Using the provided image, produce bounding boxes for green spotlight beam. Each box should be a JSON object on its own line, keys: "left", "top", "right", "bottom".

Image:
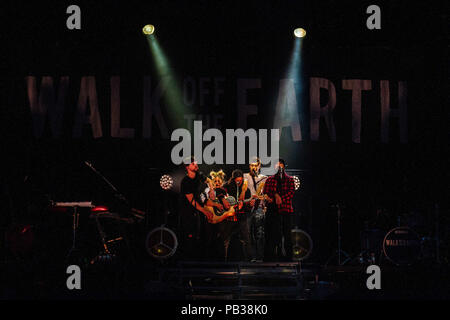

{"left": 145, "top": 34, "right": 187, "bottom": 129}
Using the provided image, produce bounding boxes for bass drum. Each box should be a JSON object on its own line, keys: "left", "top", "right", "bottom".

{"left": 383, "top": 227, "right": 421, "bottom": 266}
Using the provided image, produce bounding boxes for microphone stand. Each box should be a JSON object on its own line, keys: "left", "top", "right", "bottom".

{"left": 84, "top": 161, "right": 129, "bottom": 206}
{"left": 435, "top": 203, "right": 440, "bottom": 264}
{"left": 325, "top": 203, "right": 351, "bottom": 266}
{"left": 84, "top": 161, "right": 136, "bottom": 263}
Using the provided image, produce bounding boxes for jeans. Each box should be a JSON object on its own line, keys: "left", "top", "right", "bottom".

{"left": 248, "top": 207, "right": 266, "bottom": 260}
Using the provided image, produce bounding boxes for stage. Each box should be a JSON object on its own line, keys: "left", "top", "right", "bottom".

{"left": 1, "top": 257, "right": 449, "bottom": 300}
{"left": 0, "top": 0, "right": 448, "bottom": 304}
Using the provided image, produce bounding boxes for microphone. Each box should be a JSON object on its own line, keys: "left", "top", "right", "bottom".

{"left": 278, "top": 167, "right": 284, "bottom": 179}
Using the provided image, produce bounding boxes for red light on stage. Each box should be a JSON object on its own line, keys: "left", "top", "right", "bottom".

{"left": 91, "top": 206, "right": 109, "bottom": 212}
{"left": 6, "top": 224, "right": 34, "bottom": 257}
{"left": 21, "top": 226, "right": 31, "bottom": 234}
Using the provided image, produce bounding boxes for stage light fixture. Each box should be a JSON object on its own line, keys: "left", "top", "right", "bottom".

{"left": 291, "top": 228, "right": 313, "bottom": 261}
{"left": 293, "top": 28, "right": 306, "bottom": 38}
{"left": 293, "top": 175, "right": 301, "bottom": 190}
{"left": 145, "top": 227, "right": 178, "bottom": 260}
{"left": 160, "top": 174, "right": 173, "bottom": 190}
{"left": 143, "top": 24, "right": 155, "bottom": 35}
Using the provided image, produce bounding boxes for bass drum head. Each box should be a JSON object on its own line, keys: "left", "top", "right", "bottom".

{"left": 383, "top": 227, "right": 421, "bottom": 266}
{"left": 146, "top": 227, "right": 178, "bottom": 260}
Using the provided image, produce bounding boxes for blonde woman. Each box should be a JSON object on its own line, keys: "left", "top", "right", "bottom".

{"left": 203, "top": 170, "right": 232, "bottom": 260}
{"left": 205, "top": 170, "right": 230, "bottom": 212}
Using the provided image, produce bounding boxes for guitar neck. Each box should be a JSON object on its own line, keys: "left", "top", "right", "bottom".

{"left": 241, "top": 195, "right": 266, "bottom": 204}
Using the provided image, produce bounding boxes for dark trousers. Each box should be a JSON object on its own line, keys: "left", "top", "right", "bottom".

{"left": 218, "top": 219, "right": 252, "bottom": 262}
{"left": 178, "top": 212, "right": 221, "bottom": 261}
{"left": 203, "top": 223, "right": 220, "bottom": 261}
{"left": 248, "top": 208, "right": 266, "bottom": 260}
{"left": 178, "top": 212, "right": 204, "bottom": 261}
{"left": 264, "top": 208, "right": 294, "bottom": 261}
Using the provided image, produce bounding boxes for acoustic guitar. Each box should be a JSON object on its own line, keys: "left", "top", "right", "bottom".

{"left": 204, "top": 194, "right": 268, "bottom": 224}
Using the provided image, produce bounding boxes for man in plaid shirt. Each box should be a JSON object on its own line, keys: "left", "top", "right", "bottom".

{"left": 263, "top": 159, "right": 295, "bottom": 261}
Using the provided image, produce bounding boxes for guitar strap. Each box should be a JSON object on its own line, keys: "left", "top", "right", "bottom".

{"left": 251, "top": 175, "right": 258, "bottom": 194}
{"left": 250, "top": 175, "right": 258, "bottom": 209}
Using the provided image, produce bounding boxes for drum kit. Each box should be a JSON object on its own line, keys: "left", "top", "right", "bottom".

{"left": 356, "top": 204, "right": 441, "bottom": 266}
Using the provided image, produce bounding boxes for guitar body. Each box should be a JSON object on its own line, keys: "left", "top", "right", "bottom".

{"left": 253, "top": 180, "right": 267, "bottom": 212}
{"left": 204, "top": 195, "right": 267, "bottom": 224}
{"left": 206, "top": 196, "right": 238, "bottom": 224}
{"left": 205, "top": 202, "right": 236, "bottom": 224}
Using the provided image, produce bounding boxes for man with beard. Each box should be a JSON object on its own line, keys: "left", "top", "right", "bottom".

{"left": 219, "top": 169, "right": 254, "bottom": 261}
{"left": 178, "top": 156, "right": 213, "bottom": 260}
{"left": 263, "top": 159, "right": 295, "bottom": 261}
{"left": 243, "top": 157, "right": 268, "bottom": 262}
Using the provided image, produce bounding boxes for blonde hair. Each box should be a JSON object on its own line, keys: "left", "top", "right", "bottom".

{"left": 210, "top": 170, "right": 226, "bottom": 182}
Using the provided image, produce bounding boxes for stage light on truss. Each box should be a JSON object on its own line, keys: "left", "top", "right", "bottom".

{"left": 293, "top": 175, "right": 301, "bottom": 190}
{"left": 160, "top": 174, "right": 173, "bottom": 190}
{"left": 293, "top": 28, "right": 306, "bottom": 38}
{"left": 142, "top": 24, "right": 155, "bottom": 35}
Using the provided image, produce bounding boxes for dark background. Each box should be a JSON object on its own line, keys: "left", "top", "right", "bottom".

{"left": 0, "top": 0, "right": 448, "bottom": 263}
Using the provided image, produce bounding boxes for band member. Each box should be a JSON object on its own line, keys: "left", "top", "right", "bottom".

{"left": 201, "top": 170, "right": 230, "bottom": 260}
{"left": 219, "top": 169, "right": 253, "bottom": 261}
{"left": 204, "top": 170, "right": 229, "bottom": 212}
{"left": 263, "top": 159, "right": 295, "bottom": 261}
{"left": 178, "top": 156, "right": 213, "bottom": 260}
{"left": 243, "top": 157, "right": 268, "bottom": 262}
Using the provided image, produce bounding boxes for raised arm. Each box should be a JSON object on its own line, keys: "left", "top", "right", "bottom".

{"left": 238, "top": 179, "right": 248, "bottom": 201}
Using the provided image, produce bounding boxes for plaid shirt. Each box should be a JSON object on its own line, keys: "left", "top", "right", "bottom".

{"left": 263, "top": 171, "right": 295, "bottom": 214}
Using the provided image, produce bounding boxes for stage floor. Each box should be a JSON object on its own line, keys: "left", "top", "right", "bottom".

{"left": 1, "top": 259, "right": 448, "bottom": 300}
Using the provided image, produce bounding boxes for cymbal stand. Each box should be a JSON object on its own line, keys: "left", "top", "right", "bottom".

{"left": 435, "top": 203, "right": 440, "bottom": 264}
{"left": 350, "top": 221, "right": 378, "bottom": 265}
{"left": 65, "top": 206, "right": 80, "bottom": 262}
{"left": 325, "top": 203, "right": 351, "bottom": 266}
